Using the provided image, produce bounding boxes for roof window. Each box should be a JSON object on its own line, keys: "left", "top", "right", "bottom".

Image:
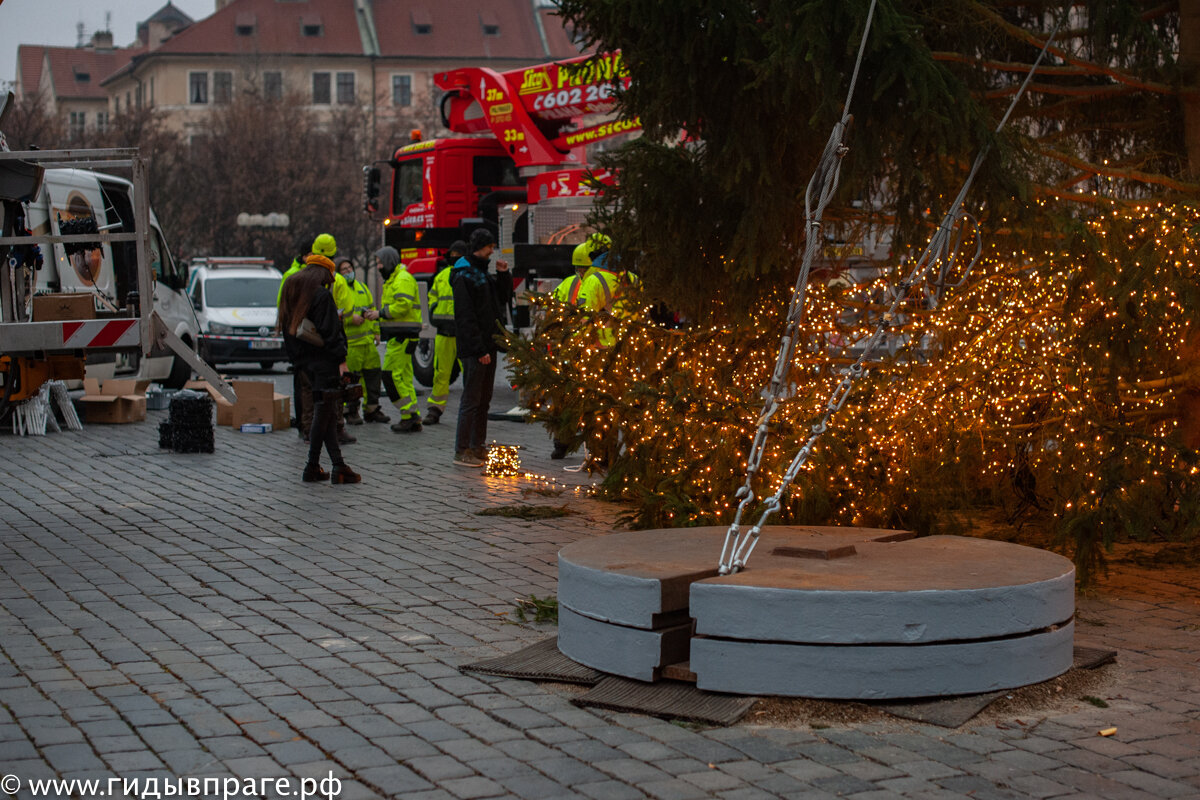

{"left": 73, "top": 66, "right": 91, "bottom": 82}
{"left": 480, "top": 11, "right": 500, "bottom": 36}
{"left": 236, "top": 13, "right": 256, "bottom": 36}
{"left": 301, "top": 14, "right": 323, "bottom": 37}
{"left": 411, "top": 9, "right": 432, "bottom": 35}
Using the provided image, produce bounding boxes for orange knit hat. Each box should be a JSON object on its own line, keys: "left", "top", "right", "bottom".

{"left": 305, "top": 253, "right": 336, "bottom": 275}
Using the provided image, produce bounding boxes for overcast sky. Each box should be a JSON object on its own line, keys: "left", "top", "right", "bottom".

{"left": 0, "top": 0, "right": 216, "bottom": 89}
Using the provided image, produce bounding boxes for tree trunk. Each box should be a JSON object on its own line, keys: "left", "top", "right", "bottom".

{"left": 1180, "top": 0, "right": 1200, "bottom": 178}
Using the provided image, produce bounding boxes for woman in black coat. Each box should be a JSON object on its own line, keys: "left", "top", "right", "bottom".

{"left": 279, "top": 262, "right": 361, "bottom": 484}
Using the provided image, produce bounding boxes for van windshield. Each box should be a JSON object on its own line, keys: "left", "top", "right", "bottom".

{"left": 205, "top": 275, "right": 281, "bottom": 308}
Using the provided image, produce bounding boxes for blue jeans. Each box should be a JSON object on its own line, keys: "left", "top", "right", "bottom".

{"left": 455, "top": 355, "right": 495, "bottom": 453}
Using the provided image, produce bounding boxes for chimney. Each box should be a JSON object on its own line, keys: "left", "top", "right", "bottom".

{"left": 216, "top": 0, "right": 234, "bottom": 9}
{"left": 89, "top": 30, "right": 115, "bottom": 50}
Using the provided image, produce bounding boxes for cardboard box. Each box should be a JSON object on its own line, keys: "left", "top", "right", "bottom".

{"left": 33, "top": 293, "right": 96, "bottom": 321}
{"left": 79, "top": 378, "right": 149, "bottom": 423}
{"left": 185, "top": 379, "right": 289, "bottom": 430}
{"left": 273, "top": 393, "right": 290, "bottom": 430}
{"left": 230, "top": 380, "right": 274, "bottom": 428}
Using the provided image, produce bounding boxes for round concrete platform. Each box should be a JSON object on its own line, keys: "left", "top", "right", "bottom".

{"left": 557, "top": 526, "right": 1076, "bottom": 698}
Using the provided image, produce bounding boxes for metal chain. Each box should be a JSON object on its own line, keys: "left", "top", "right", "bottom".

{"left": 719, "top": 13, "right": 1063, "bottom": 575}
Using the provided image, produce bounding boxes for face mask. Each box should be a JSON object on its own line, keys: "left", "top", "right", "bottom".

{"left": 341, "top": 272, "right": 354, "bottom": 285}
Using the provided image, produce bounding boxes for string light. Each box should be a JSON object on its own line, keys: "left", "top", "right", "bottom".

{"left": 506, "top": 202, "right": 1200, "bottom": 575}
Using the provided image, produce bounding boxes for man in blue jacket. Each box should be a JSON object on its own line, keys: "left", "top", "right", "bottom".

{"left": 450, "top": 228, "right": 512, "bottom": 467}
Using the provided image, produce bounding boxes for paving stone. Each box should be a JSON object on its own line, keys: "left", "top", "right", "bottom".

{"left": 574, "top": 780, "right": 646, "bottom": 800}
{"left": 440, "top": 776, "right": 507, "bottom": 799}
{"left": 354, "top": 764, "right": 435, "bottom": 795}
{"left": 1107, "top": 768, "right": 1199, "bottom": 797}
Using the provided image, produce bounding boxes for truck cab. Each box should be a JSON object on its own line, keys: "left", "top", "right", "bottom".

{"left": 383, "top": 137, "right": 525, "bottom": 284}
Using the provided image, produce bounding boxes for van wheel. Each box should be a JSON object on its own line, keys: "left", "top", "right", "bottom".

{"left": 164, "top": 353, "right": 192, "bottom": 389}
{"left": 259, "top": 361, "right": 275, "bottom": 371}
{"left": 412, "top": 339, "right": 459, "bottom": 387}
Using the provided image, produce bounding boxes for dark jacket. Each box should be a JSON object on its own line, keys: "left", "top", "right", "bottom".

{"left": 283, "top": 287, "right": 347, "bottom": 371}
{"left": 450, "top": 254, "right": 511, "bottom": 359}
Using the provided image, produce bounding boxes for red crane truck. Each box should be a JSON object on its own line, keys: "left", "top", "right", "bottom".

{"left": 364, "top": 51, "right": 639, "bottom": 320}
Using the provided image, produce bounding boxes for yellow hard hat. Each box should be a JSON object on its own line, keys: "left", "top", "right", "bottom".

{"left": 312, "top": 233, "right": 337, "bottom": 257}
{"left": 586, "top": 233, "right": 612, "bottom": 259}
{"left": 571, "top": 242, "right": 593, "bottom": 268}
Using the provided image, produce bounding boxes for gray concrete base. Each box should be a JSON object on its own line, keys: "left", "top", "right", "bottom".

{"left": 691, "top": 536, "right": 1075, "bottom": 643}
{"left": 557, "top": 527, "right": 1076, "bottom": 698}
{"left": 557, "top": 605, "right": 691, "bottom": 682}
{"left": 692, "top": 622, "right": 1076, "bottom": 699}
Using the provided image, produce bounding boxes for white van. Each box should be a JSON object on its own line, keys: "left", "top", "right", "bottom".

{"left": 24, "top": 168, "right": 200, "bottom": 387}
{"left": 185, "top": 258, "right": 285, "bottom": 370}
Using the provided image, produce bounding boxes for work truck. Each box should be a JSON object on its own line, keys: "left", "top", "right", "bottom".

{"left": 0, "top": 91, "right": 231, "bottom": 420}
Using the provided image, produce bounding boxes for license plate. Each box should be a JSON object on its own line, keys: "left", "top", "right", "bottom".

{"left": 249, "top": 339, "right": 277, "bottom": 350}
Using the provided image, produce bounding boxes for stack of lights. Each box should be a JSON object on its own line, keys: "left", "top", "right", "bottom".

{"left": 483, "top": 443, "right": 522, "bottom": 477}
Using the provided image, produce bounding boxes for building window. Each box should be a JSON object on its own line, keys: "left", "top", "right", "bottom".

{"left": 264, "top": 71, "right": 282, "bottom": 101}
{"left": 189, "top": 72, "right": 208, "bottom": 104}
{"left": 114, "top": 96, "right": 120, "bottom": 114}
{"left": 68, "top": 112, "right": 86, "bottom": 140}
{"left": 214, "top": 71, "right": 233, "bottom": 104}
{"left": 336, "top": 72, "right": 355, "bottom": 104}
{"left": 126, "top": 91, "right": 131, "bottom": 109}
{"left": 392, "top": 75, "right": 412, "bottom": 107}
{"left": 312, "top": 72, "right": 331, "bottom": 105}
{"left": 96, "top": 112, "right": 109, "bottom": 132}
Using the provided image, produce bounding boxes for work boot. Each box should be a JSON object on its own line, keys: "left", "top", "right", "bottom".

{"left": 363, "top": 406, "right": 389, "bottom": 424}
{"left": 422, "top": 407, "right": 443, "bottom": 425}
{"left": 302, "top": 463, "right": 328, "bottom": 482}
{"left": 472, "top": 446, "right": 489, "bottom": 463}
{"left": 330, "top": 463, "right": 362, "bottom": 484}
{"left": 391, "top": 416, "right": 421, "bottom": 433}
{"left": 551, "top": 441, "right": 569, "bottom": 460}
{"left": 345, "top": 401, "right": 363, "bottom": 426}
{"left": 337, "top": 426, "right": 357, "bottom": 444}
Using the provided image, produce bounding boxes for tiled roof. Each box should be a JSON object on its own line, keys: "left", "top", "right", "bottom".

{"left": 153, "top": 0, "right": 370, "bottom": 57}
{"left": 147, "top": 0, "right": 585, "bottom": 61}
{"left": 538, "top": 7, "right": 585, "bottom": 59}
{"left": 370, "top": 0, "right": 583, "bottom": 60}
{"left": 21, "top": 45, "right": 137, "bottom": 100}
{"left": 17, "top": 46, "right": 46, "bottom": 96}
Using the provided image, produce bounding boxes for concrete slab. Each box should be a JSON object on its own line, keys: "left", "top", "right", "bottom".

{"left": 557, "top": 526, "right": 908, "bottom": 628}
{"left": 557, "top": 606, "right": 692, "bottom": 682}
{"left": 691, "top": 536, "right": 1076, "bottom": 643}
{"left": 691, "top": 622, "right": 1075, "bottom": 699}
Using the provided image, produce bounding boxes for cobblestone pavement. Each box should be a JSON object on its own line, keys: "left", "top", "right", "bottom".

{"left": 1, "top": 371, "right": 1198, "bottom": 800}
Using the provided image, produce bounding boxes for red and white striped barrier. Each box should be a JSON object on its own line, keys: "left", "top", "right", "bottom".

{"left": 60, "top": 319, "right": 140, "bottom": 348}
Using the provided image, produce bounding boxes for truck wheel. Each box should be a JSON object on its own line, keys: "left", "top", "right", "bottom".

{"left": 164, "top": 353, "right": 192, "bottom": 389}
{"left": 411, "top": 339, "right": 460, "bottom": 388}
{"left": 412, "top": 339, "right": 435, "bottom": 387}
{"left": 259, "top": 361, "right": 275, "bottom": 371}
